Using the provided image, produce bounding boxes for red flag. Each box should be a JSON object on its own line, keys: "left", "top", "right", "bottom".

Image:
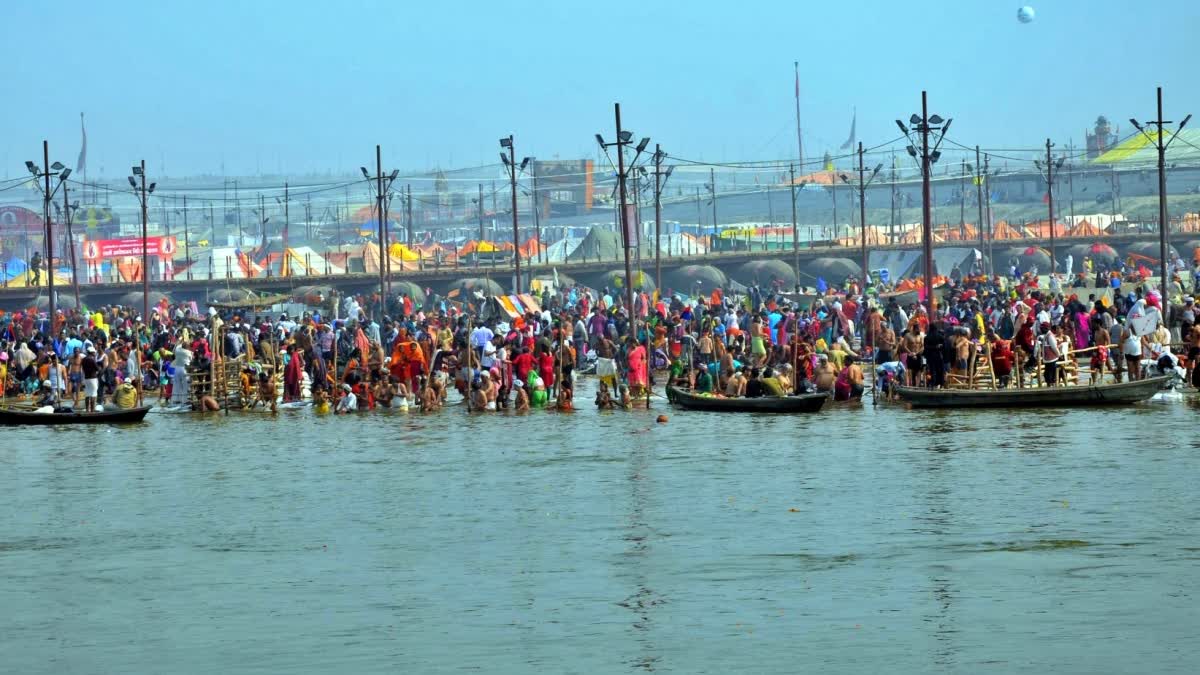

{"left": 1042, "top": 191, "right": 1050, "bottom": 204}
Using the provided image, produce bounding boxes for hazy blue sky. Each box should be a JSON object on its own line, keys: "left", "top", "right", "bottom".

{"left": 4, "top": 0, "right": 1197, "bottom": 177}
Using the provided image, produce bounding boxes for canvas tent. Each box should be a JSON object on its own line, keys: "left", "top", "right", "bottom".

{"left": 262, "top": 246, "right": 345, "bottom": 277}
{"left": 189, "top": 247, "right": 262, "bottom": 280}
{"left": 567, "top": 228, "right": 623, "bottom": 262}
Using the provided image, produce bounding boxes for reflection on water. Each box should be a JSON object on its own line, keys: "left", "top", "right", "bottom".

{"left": 1, "top": 382, "right": 1198, "bottom": 674}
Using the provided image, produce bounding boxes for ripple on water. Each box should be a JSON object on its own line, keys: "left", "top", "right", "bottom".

{"left": 0, "top": 382, "right": 1198, "bottom": 674}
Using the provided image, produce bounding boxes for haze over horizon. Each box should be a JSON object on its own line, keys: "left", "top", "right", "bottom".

{"left": 5, "top": 0, "right": 1198, "bottom": 178}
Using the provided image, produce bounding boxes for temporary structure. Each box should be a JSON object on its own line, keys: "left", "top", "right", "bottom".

{"left": 665, "top": 264, "right": 728, "bottom": 293}
{"left": 189, "top": 247, "right": 262, "bottom": 280}
{"left": 735, "top": 259, "right": 797, "bottom": 288}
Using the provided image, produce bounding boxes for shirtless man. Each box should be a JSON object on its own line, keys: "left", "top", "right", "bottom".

{"left": 594, "top": 335, "right": 618, "bottom": 389}
{"left": 514, "top": 381, "right": 531, "bottom": 411}
{"left": 900, "top": 325, "right": 924, "bottom": 386}
{"left": 255, "top": 371, "right": 278, "bottom": 413}
{"left": 1180, "top": 323, "right": 1200, "bottom": 386}
{"left": 951, "top": 329, "right": 972, "bottom": 380}
{"left": 876, "top": 323, "right": 897, "bottom": 365}
{"left": 420, "top": 379, "right": 440, "bottom": 412}
{"left": 724, "top": 368, "right": 748, "bottom": 397}
{"left": 374, "top": 377, "right": 397, "bottom": 407}
{"left": 469, "top": 380, "right": 489, "bottom": 411}
{"left": 814, "top": 355, "right": 837, "bottom": 392}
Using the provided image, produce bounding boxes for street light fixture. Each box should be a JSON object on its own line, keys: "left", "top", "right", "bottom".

{"left": 127, "top": 159, "right": 153, "bottom": 325}
{"left": 499, "top": 135, "right": 523, "bottom": 292}
{"left": 896, "top": 91, "right": 952, "bottom": 318}
{"left": 1131, "top": 86, "right": 1192, "bottom": 293}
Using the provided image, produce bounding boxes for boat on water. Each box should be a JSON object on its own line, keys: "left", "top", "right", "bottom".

{"left": 0, "top": 405, "right": 152, "bottom": 426}
{"left": 666, "top": 386, "right": 828, "bottom": 413}
{"left": 893, "top": 376, "right": 1171, "bottom": 409}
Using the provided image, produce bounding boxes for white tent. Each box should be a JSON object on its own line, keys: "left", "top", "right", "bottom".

{"left": 188, "top": 247, "right": 262, "bottom": 280}
{"left": 543, "top": 237, "right": 583, "bottom": 263}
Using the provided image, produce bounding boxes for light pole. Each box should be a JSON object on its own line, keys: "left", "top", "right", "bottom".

{"left": 651, "top": 145, "right": 674, "bottom": 290}
{"left": 896, "top": 92, "right": 951, "bottom": 318}
{"left": 175, "top": 196, "right": 191, "bottom": 280}
{"left": 127, "top": 160, "right": 155, "bottom": 325}
{"left": 789, "top": 165, "right": 798, "bottom": 286}
{"left": 472, "top": 183, "right": 485, "bottom": 268}
{"left": 500, "top": 136, "right": 529, "bottom": 293}
{"left": 362, "top": 152, "right": 399, "bottom": 312}
{"left": 840, "top": 142, "right": 882, "bottom": 293}
{"left": 973, "top": 146, "right": 984, "bottom": 259}
{"left": 26, "top": 143, "right": 71, "bottom": 329}
{"left": 1035, "top": 141, "right": 1064, "bottom": 275}
{"left": 596, "top": 104, "right": 651, "bottom": 318}
{"left": 1131, "top": 86, "right": 1191, "bottom": 295}
{"left": 53, "top": 186, "right": 81, "bottom": 310}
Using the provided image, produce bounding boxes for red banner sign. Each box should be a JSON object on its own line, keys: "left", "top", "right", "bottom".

{"left": 82, "top": 236, "right": 177, "bottom": 261}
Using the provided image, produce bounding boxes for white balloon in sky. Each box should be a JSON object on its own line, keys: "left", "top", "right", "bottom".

{"left": 1017, "top": 6, "right": 1036, "bottom": 23}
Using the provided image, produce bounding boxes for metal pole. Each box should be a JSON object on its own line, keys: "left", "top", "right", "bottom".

{"left": 1067, "top": 141, "right": 1076, "bottom": 223}
{"left": 63, "top": 182, "right": 80, "bottom": 311}
{"left": 654, "top": 144, "right": 663, "bottom": 290}
{"left": 984, "top": 154, "right": 993, "bottom": 275}
{"left": 858, "top": 142, "right": 868, "bottom": 291}
{"left": 920, "top": 91, "right": 935, "bottom": 318}
{"left": 710, "top": 167, "right": 718, "bottom": 236}
{"left": 615, "top": 104, "right": 634, "bottom": 322}
{"left": 831, "top": 174, "right": 838, "bottom": 240}
{"left": 183, "top": 195, "right": 191, "bottom": 280}
{"left": 790, "top": 164, "right": 799, "bottom": 286}
{"left": 407, "top": 184, "right": 414, "bottom": 247}
{"left": 794, "top": 61, "right": 804, "bottom": 170}
{"left": 477, "top": 183, "right": 484, "bottom": 268}
{"left": 283, "top": 182, "right": 289, "bottom": 261}
{"left": 975, "top": 146, "right": 985, "bottom": 258}
{"left": 507, "top": 135, "right": 521, "bottom": 294}
{"left": 959, "top": 158, "right": 966, "bottom": 236}
{"left": 376, "top": 144, "right": 385, "bottom": 317}
{"left": 43, "top": 141, "right": 55, "bottom": 329}
{"left": 380, "top": 179, "right": 390, "bottom": 297}
{"left": 1156, "top": 86, "right": 1170, "bottom": 294}
{"left": 1045, "top": 138, "right": 1056, "bottom": 276}
{"left": 531, "top": 161, "right": 541, "bottom": 264}
{"left": 140, "top": 159, "right": 149, "bottom": 325}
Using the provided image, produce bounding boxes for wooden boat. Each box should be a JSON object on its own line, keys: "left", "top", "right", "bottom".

{"left": 666, "top": 386, "right": 828, "bottom": 413}
{"left": 0, "top": 405, "right": 152, "bottom": 426}
{"left": 879, "top": 289, "right": 918, "bottom": 306}
{"left": 894, "top": 376, "right": 1171, "bottom": 409}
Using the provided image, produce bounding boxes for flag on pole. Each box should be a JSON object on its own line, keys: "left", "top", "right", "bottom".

{"left": 840, "top": 108, "right": 856, "bottom": 150}
{"left": 76, "top": 112, "right": 87, "bottom": 174}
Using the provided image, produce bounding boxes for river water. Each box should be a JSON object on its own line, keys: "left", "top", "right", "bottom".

{"left": 2, "top": 383, "right": 1198, "bottom": 674}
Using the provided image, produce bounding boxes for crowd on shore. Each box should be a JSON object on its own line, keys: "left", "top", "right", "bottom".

{"left": 2, "top": 253, "right": 1198, "bottom": 414}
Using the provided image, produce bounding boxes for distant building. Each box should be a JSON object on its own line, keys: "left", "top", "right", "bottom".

{"left": 530, "top": 160, "right": 595, "bottom": 217}
{"left": 1086, "top": 116, "right": 1117, "bottom": 159}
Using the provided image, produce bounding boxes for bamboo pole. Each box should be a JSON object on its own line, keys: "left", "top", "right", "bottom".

{"left": 464, "top": 314, "right": 473, "bottom": 413}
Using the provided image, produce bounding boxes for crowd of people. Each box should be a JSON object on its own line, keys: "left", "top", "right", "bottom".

{"left": 2, "top": 254, "right": 1197, "bottom": 415}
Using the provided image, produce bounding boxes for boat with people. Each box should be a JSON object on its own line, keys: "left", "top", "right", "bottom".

{"left": 893, "top": 375, "right": 1171, "bottom": 409}
{"left": 0, "top": 404, "right": 151, "bottom": 425}
{"left": 666, "top": 385, "right": 828, "bottom": 413}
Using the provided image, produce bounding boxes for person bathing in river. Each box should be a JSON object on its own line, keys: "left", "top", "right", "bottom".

{"left": 834, "top": 354, "right": 864, "bottom": 401}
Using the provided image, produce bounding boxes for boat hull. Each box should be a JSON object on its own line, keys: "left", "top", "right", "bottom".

{"left": 666, "top": 386, "right": 828, "bottom": 413}
{"left": 0, "top": 405, "right": 152, "bottom": 426}
{"left": 894, "top": 376, "right": 1170, "bottom": 409}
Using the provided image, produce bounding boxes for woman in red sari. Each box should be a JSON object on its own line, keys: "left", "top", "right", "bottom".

{"left": 283, "top": 345, "right": 305, "bottom": 402}
{"left": 626, "top": 341, "right": 648, "bottom": 395}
